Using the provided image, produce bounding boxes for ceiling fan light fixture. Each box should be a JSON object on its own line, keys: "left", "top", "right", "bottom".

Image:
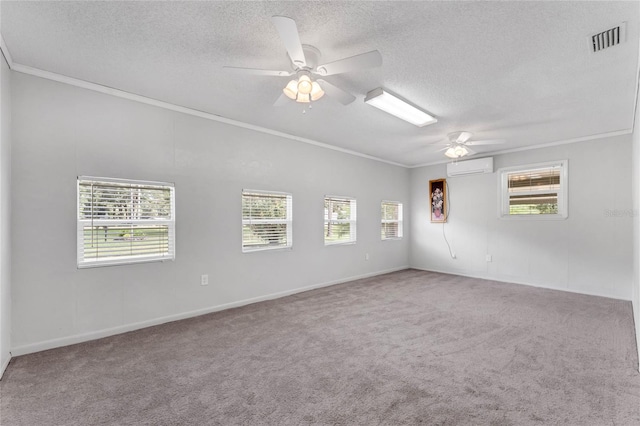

{"left": 445, "top": 145, "right": 469, "bottom": 159}
{"left": 282, "top": 71, "right": 324, "bottom": 103}
{"left": 364, "top": 88, "right": 437, "bottom": 127}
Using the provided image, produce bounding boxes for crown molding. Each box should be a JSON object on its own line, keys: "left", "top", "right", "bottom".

{"left": 0, "top": 34, "right": 14, "bottom": 68}
{"left": 10, "top": 62, "right": 409, "bottom": 168}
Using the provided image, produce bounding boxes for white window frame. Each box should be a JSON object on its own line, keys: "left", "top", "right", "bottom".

{"left": 498, "top": 160, "right": 568, "bottom": 220}
{"left": 381, "top": 200, "right": 403, "bottom": 240}
{"left": 324, "top": 196, "right": 357, "bottom": 246}
{"left": 77, "top": 176, "right": 176, "bottom": 268}
{"left": 242, "top": 189, "right": 293, "bottom": 253}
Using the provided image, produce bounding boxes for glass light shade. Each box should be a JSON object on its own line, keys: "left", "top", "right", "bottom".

{"left": 296, "top": 92, "right": 310, "bottom": 103}
{"left": 283, "top": 79, "right": 298, "bottom": 100}
{"left": 297, "top": 75, "right": 313, "bottom": 95}
{"left": 310, "top": 81, "right": 324, "bottom": 101}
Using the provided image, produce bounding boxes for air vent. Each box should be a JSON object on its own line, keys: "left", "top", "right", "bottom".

{"left": 590, "top": 22, "right": 626, "bottom": 53}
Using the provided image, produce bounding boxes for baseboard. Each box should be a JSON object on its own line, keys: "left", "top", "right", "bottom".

{"left": 413, "top": 267, "right": 632, "bottom": 301}
{"left": 0, "top": 353, "right": 11, "bottom": 380}
{"left": 11, "top": 266, "right": 409, "bottom": 357}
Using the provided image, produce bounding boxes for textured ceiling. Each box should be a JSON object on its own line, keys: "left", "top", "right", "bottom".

{"left": 2, "top": 1, "right": 639, "bottom": 166}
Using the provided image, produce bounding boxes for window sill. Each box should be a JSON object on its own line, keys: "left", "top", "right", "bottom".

{"left": 499, "top": 214, "right": 568, "bottom": 221}
{"left": 324, "top": 241, "right": 356, "bottom": 247}
{"left": 242, "top": 245, "right": 293, "bottom": 254}
{"left": 78, "top": 256, "right": 174, "bottom": 269}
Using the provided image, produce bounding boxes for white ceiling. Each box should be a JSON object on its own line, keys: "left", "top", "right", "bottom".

{"left": 2, "top": 1, "right": 639, "bottom": 167}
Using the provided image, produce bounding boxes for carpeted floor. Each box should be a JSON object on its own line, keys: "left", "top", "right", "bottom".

{"left": 1, "top": 269, "right": 639, "bottom": 425}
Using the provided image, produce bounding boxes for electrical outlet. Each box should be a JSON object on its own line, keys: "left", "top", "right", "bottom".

{"left": 201, "top": 274, "right": 209, "bottom": 286}
{"left": 365, "top": 253, "right": 370, "bottom": 261}
{"left": 486, "top": 254, "right": 492, "bottom": 262}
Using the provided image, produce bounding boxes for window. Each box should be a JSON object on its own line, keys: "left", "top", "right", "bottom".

{"left": 242, "top": 190, "right": 292, "bottom": 252}
{"left": 498, "top": 160, "right": 568, "bottom": 219}
{"left": 324, "top": 196, "right": 357, "bottom": 245}
{"left": 381, "top": 201, "right": 403, "bottom": 239}
{"left": 77, "top": 177, "right": 175, "bottom": 268}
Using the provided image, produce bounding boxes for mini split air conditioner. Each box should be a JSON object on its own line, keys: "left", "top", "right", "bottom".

{"left": 446, "top": 157, "right": 494, "bottom": 177}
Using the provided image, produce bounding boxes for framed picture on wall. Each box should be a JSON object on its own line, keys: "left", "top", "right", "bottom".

{"left": 430, "top": 179, "right": 447, "bottom": 223}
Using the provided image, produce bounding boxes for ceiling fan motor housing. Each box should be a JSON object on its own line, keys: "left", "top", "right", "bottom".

{"left": 290, "top": 45, "right": 322, "bottom": 71}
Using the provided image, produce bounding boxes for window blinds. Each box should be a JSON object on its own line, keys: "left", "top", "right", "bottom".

{"left": 324, "top": 196, "right": 357, "bottom": 245}
{"left": 507, "top": 166, "right": 561, "bottom": 215}
{"left": 242, "top": 190, "right": 293, "bottom": 251}
{"left": 381, "top": 201, "right": 403, "bottom": 239}
{"left": 77, "top": 177, "right": 175, "bottom": 267}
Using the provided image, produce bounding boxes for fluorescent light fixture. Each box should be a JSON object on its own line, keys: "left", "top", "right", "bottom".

{"left": 364, "top": 88, "right": 437, "bottom": 127}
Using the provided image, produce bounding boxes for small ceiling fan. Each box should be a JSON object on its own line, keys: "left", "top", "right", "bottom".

{"left": 224, "top": 16, "right": 382, "bottom": 106}
{"left": 437, "top": 131, "right": 505, "bottom": 159}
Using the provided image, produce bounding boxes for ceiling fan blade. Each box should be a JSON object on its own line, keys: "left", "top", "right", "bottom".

{"left": 271, "top": 16, "right": 307, "bottom": 68}
{"left": 316, "top": 50, "right": 382, "bottom": 76}
{"left": 273, "top": 93, "right": 290, "bottom": 107}
{"left": 466, "top": 139, "right": 506, "bottom": 146}
{"left": 437, "top": 145, "right": 451, "bottom": 152}
{"left": 317, "top": 79, "right": 356, "bottom": 105}
{"left": 457, "top": 131, "right": 473, "bottom": 143}
{"left": 447, "top": 131, "right": 472, "bottom": 144}
{"left": 423, "top": 137, "right": 449, "bottom": 147}
{"left": 223, "top": 66, "right": 293, "bottom": 77}
{"left": 465, "top": 147, "right": 477, "bottom": 156}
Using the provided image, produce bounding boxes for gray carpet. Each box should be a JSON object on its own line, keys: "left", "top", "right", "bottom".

{"left": 1, "top": 269, "right": 639, "bottom": 425}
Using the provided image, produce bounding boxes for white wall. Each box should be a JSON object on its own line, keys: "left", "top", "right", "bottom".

{"left": 632, "top": 70, "right": 640, "bottom": 370}
{"left": 10, "top": 72, "right": 410, "bottom": 354}
{"left": 410, "top": 135, "right": 633, "bottom": 300}
{"left": 8, "top": 69, "right": 637, "bottom": 360}
{"left": 0, "top": 50, "right": 11, "bottom": 376}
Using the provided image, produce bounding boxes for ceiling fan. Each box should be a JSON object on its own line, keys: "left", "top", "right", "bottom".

{"left": 437, "top": 131, "right": 505, "bottom": 159}
{"left": 224, "top": 16, "right": 382, "bottom": 106}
